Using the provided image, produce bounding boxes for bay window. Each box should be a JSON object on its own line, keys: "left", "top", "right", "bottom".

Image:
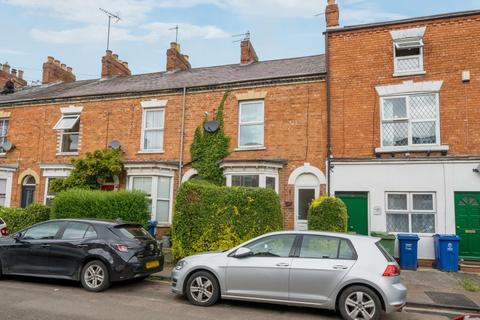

{"left": 130, "top": 175, "right": 172, "bottom": 225}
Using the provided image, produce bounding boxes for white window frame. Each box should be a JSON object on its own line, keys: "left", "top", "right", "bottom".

{"left": 128, "top": 175, "right": 174, "bottom": 225}
{"left": 0, "top": 118, "right": 9, "bottom": 155}
{"left": 393, "top": 39, "right": 425, "bottom": 76}
{"left": 43, "top": 177, "right": 58, "bottom": 205}
{"left": 54, "top": 113, "right": 81, "bottom": 155}
{"left": 380, "top": 93, "right": 440, "bottom": 149}
{"left": 140, "top": 108, "right": 165, "bottom": 153}
{"left": 226, "top": 172, "right": 279, "bottom": 193}
{"left": 238, "top": 100, "right": 265, "bottom": 149}
{"left": 385, "top": 192, "right": 436, "bottom": 235}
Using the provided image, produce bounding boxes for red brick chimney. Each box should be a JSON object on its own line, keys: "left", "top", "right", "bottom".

{"left": 325, "top": 0, "right": 340, "bottom": 28}
{"left": 0, "top": 63, "right": 27, "bottom": 89}
{"left": 101, "top": 50, "right": 131, "bottom": 78}
{"left": 240, "top": 38, "right": 258, "bottom": 65}
{"left": 42, "top": 56, "right": 76, "bottom": 84}
{"left": 166, "top": 42, "right": 191, "bottom": 72}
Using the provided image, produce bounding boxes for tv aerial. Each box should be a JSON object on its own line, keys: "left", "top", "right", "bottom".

{"left": 232, "top": 31, "right": 250, "bottom": 43}
{"left": 100, "top": 8, "right": 121, "bottom": 51}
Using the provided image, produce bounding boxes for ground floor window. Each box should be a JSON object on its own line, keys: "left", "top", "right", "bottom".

{"left": 386, "top": 192, "right": 436, "bottom": 233}
{"left": 228, "top": 174, "right": 277, "bottom": 192}
{"left": 0, "top": 178, "right": 6, "bottom": 207}
{"left": 129, "top": 175, "right": 172, "bottom": 225}
{"left": 44, "top": 177, "right": 60, "bottom": 206}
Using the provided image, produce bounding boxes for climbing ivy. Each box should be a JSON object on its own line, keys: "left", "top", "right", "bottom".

{"left": 190, "top": 91, "right": 230, "bottom": 185}
{"left": 50, "top": 148, "right": 124, "bottom": 193}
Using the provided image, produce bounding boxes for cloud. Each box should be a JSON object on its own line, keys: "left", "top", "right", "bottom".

{"left": 0, "top": 49, "right": 26, "bottom": 55}
{"left": 142, "top": 22, "right": 230, "bottom": 40}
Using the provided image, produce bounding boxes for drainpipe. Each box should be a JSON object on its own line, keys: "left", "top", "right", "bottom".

{"left": 325, "top": 30, "right": 332, "bottom": 196}
{"left": 178, "top": 87, "right": 187, "bottom": 187}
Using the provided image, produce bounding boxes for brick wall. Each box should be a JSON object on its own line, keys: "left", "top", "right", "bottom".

{"left": 0, "top": 80, "right": 326, "bottom": 229}
{"left": 327, "top": 13, "right": 480, "bottom": 158}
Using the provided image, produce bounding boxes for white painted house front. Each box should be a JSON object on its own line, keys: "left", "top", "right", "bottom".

{"left": 330, "top": 158, "right": 480, "bottom": 260}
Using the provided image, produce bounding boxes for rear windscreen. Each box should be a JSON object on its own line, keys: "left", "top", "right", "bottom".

{"left": 376, "top": 241, "right": 396, "bottom": 262}
{"left": 112, "top": 225, "right": 154, "bottom": 240}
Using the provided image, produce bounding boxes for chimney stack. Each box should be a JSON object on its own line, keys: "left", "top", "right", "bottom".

{"left": 0, "top": 62, "right": 27, "bottom": 90}
{"left": 166, "top": 42, "right": 191, "bottom": 72}
{"left": 240, "top": 38, "right": 258, "bottom": 65}
{"left": 101, "top": 50, "right": 131, "bottom": 78}
{"left": 42, "top": 56, "right": 76, "bottom": 84}
{"left": 325, "top": 0, "right": 340, "bottom": 28}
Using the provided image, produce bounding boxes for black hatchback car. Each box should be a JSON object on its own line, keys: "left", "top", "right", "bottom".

{"left": 0, "top": 219, "right": 164, "bottom": 292}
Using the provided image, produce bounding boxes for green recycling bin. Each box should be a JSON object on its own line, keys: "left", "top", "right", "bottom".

{"left": 371, "top": 231, "right": 396, "bottom": 257}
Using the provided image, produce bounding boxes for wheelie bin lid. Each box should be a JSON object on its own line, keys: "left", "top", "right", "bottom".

{"left": 371, "top": 231, "right": 396, "bottom": 240}
{"left": 433, "top": 234, "right": 461, "bottom": 241}
{"left": 397, "top": 233, "right": 420, "bottom": 241}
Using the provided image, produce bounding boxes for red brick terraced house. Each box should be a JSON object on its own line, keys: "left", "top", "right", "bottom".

{"left": 0, "top": 41, "right": 327, "bottom": 234}
{"left": 324, "top": 2, "right": 480, "bottom": 263}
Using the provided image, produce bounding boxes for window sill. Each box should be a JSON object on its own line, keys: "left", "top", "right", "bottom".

{"left": 393, "top": 70, "right": 426, "bottom": 77}
{"left": 56, "top": 152, "right": 79, "bottom": 156}
{"left": 375, "top": 145, "right": 449, "bottom": 154}
{"left": 234, "top": 146, "right": 266, "bottom": 152}
{"left": 137, "top": 150, "right": 165, "bottom": 154}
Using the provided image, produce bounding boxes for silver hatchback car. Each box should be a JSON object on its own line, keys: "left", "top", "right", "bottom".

{"left": 172, "top": 231, "right": 406, "bottom": 320}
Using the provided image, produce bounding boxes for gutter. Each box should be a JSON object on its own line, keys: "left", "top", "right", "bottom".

{"left": 178, "top": 87, "right": 187, "bottom": 187}
{"left": 325, "top": 30, "right": 332, "bottom": 196}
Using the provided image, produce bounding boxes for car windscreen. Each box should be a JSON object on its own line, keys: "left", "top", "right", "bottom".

{"left": 112, "top": 225, "right": 154, "bottom": 240}
{"left": 375, "top": 241, "right": 396, "bottom": 262}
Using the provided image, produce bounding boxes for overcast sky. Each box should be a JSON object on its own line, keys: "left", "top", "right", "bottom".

{"left": 1, "top": 0, "right": 479, "bottom": 83}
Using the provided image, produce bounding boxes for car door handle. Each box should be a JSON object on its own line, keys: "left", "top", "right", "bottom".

{"left": 333, "top": 265, "right": 348, "bottom": 270}
{"left": 276, "top": 262, "right": 290, "bottom": 267}
{"left": 41, "top": 244, "right": 51, "bottom": 248}
{"left": 77, "top": 244, "right": 89, "bottom": 248}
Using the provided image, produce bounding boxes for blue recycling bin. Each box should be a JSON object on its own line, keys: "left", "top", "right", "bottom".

{"left": 397, "top": 234, "right": 420, "bottom": 270}
{"left": 433, "top": 234, "right": 461, "bottom": 272}
{"left": 147, "top": 220, "right": 157, "bottom": 237}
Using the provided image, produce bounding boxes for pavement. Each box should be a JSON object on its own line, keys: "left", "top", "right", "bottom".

{"left": 0, "top": 275, "right": 454, "bottom": 320}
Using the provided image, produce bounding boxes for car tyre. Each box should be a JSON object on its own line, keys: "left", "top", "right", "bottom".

{"left": 80, "top": 260, "right": 111, "bottom": 292}
{"left": 339, "top": 285, "right": 382, "bottom": 320}
{"left": 185, "top": 271, "right": 220, "bottom": 307}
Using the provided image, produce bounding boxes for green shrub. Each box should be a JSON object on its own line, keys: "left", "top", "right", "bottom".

{"left": 172, "top": 181, "right": 282, "bottom": 259}
{"left": 52, "top": 189, "right": 149, "bottom": 225}
{"left": 307, "top": 196, "right": 347, "bottom": 233}
{"left": 0, "top": 204, "right": 51, "bottom": 233}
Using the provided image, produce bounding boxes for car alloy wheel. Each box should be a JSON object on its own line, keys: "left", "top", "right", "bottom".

{"left": 186, "top": 271, "right": 220, "bottom": 306}
{"left": 190, "top": 276, "right": 214, "bottom": 303}
{"left": 80, "top": 260, "right": 110, "bottom": 292}
{"left": 345, "top": 291, "right": 376, "bottom": 319}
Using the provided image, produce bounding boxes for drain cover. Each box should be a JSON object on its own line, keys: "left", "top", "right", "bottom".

{"left": 425, "top": 291, "right": 479, "bottom": 310}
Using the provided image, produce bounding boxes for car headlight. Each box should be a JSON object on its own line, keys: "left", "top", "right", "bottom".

{"left": 174, "top": 260, "right": 187, "bottom": 271}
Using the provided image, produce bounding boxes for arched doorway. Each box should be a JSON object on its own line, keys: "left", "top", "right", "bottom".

{"left": 21, "top": 175, "right": 36, "bottom": 208}
{"left": 288, "top": 164, "right": 326, "bottom": 231}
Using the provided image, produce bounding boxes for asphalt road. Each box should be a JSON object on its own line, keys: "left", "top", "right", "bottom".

{"left": 0, "top": 276, "right": 453, "bottom": 320}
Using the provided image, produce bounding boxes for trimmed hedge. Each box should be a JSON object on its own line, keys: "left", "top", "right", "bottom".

{"left": 172, "top": 181, "right": 283, "bottom": 259}
{"left": 307, "top": 196, "right": 347, "bottom": 233}
{"left": 0, "top": 204, "right": 51, "bottom": 233}
{"left": 52, "top": 189, "right": 149, "bottom": 225}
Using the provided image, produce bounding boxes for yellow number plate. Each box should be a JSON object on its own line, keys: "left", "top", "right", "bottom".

{"left": 146, "top": 260, "right": 160, "bottom": 269}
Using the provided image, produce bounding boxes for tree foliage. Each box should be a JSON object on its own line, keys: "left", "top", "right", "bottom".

{"left": 190, "top": 91, "right": 230, "bottom": 185}
{"left": 50, "top": 148, "right": 123, "bottom": 193}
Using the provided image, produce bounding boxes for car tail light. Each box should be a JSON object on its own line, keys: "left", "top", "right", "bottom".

{"left": 0, "top": 227, "right": 9, "bottom": 236}
{"left": 114, "top": 244, "right": 129, "bottom": 253}
{"left": 383, "top": 264, "right": 401, "bottom": 277}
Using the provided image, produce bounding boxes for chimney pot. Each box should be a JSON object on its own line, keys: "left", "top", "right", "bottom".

{"left": 166, "top": 42, "right": 191, "bottom": 72}
{"left": 113, "top": 54, "right": 119, "bottom": 60}
{"left": 2, "top": 63, "right": 10, "bottom": 73}
{"left": 61, "top": 63, "right": 67, "bottom": 70}
{"left": 101, "top": 51, "right": 131, "bottom": 78}
{"left": 67, "top": 67, "right": 72, "bottom": 73}
{"left": 170, "top": 42, "right": 181, "bottom": 52}
{"left": 122, "top": 61, "right": 129, "bottom": 68}
{"left": 18, "top": 70, "right": 24, "bottom": 79}
{"left": 54, "top": 59, "right": 61, "bottom": 65}
{"left": 325, "top": 0, "right": 340, "bottom": 28}
{"left": 11, "top": 68, "right": 17, "bottom": 77}
{"left": 106, "top": 50, "right": 113, "bottom": 56}
{"left": 47, "top": 56, "right": 55, "bottom": 63}
{"left": 42, "top": 56, "right": 76, "bottom": 84}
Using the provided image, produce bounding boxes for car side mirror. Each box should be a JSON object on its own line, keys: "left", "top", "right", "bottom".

{"left": 234, "top": 247, "right": 252, "bottom": 258}
{"left": 13, "top": 233, "right": 23, "bottom": 242}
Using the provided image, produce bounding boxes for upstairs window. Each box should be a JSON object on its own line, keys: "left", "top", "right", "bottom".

{"left": 381, "top": 94, "right": 439, "bottom": 148}
{"left": 394, "top": 39, "right": 424, "bottom": 75}
{"left": 0, "top": 119, "right": 9, "bottom": 153}
{"left": 54, "top": 114, "right": 80, "bottom": 153}
{"left": 141, "top": 108, "right": 164, "bottom": 152}
{"left": 238, "top": 100, "right": 264, "bottom": 148}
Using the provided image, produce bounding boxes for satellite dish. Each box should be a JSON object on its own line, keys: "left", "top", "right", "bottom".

{"left": 108, "top": 140, "right": 121, "bottom": 150}
{"left": 204, "top": 120, "right": 220, "bottom": 133}
{"left": 1, "top": 140, "right": 14, "bottom": 152}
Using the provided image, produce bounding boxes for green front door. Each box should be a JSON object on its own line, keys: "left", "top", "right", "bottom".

{"left": 455, "top": 192, "right": 480, "bottom": 260}
{"left": 336, "top": 192, "right": 369, "bottom": 236}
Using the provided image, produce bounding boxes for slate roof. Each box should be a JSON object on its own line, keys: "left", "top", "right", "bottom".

{"left": 0, "top": 55, "right": 325, "bottom": 105}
